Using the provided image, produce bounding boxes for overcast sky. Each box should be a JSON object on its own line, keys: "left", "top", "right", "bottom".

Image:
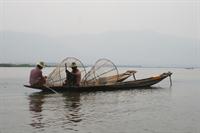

{"left": 1, "top": 0, "right": 199, "bottom": 38}
{"left": 0, "top": 0, "right": 200, "bottom": 67}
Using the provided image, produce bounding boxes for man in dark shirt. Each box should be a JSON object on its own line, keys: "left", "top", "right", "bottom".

{"left": 65, "top": 62, "right": 81, "bottom": 86}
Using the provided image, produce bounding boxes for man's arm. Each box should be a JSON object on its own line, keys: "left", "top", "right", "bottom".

{"left": 65, "top": 64, "right": 74, "bottom": 81}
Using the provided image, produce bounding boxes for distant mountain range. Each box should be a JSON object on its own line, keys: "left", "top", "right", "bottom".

{"left": 0, "top": 31, "right": 199, "bottom": 67}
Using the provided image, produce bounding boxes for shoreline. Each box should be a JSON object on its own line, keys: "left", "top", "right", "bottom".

{"left": 0, "top": 64, "right": 199, "bottom": 69}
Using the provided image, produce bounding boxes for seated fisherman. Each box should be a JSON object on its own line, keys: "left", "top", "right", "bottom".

{"left": 29, "top": 61, "right": 47, "bottom": 86}
{"left": 65, "top": 62, "right": 81, "bottom": 86}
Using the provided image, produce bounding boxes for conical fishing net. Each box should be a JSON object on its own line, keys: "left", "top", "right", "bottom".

{"left": 46, "top": 57, "right": 86, "bottom": 87}
{"left": 83, "top": 58, "right": 119, "bottom": 86}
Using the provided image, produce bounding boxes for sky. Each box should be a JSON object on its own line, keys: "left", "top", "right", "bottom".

{"left": 0, "top": 0, "right": 200, "bottom": 67}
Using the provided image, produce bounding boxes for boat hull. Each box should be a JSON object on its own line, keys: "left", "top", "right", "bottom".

{"left": 24, "top": 72, "right": 172, "bottom": 92}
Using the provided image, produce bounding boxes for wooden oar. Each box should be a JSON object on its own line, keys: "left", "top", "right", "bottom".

{"left": 44, "top": 85, "right": 59, "bottom": 94}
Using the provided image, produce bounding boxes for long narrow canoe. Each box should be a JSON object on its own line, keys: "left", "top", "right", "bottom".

{"left": 24, "top": 72, "right": 172, "bottom": 92}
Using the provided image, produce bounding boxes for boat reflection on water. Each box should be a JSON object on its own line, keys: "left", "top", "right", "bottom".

{"left": 28, "top": 92, "right": 46, "bottom": 129}
{"left": 28, "top": 87, "right": 171, "bottom": 131}
{"left": 28, "top": 91, "right": 82, "bottom": 131}
{"left": 62, "top": 92, "right": 82, "bottom": 124}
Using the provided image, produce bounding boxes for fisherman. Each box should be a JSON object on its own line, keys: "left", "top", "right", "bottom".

{"left": 29, "top": 61, "right": 47, "bottom": 86}
{"left": 65, "top": 62, "right": 81, "bottom": 86}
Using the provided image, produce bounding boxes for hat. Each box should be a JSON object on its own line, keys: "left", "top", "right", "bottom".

{"left": 70, "top": 62, "right": 77, "bottom": 68}
{"left": 37, "top": 61, "right": 45, "bottom": 68}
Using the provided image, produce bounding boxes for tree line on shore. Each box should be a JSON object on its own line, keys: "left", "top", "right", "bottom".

{"left": 0, "top": 63, "right": 55, "bottom": 67}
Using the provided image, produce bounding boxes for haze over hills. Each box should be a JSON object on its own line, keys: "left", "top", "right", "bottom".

{"left": 0, "top": 31, "right": 199, "bottom": 67}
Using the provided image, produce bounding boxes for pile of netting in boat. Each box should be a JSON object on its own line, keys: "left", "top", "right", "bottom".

{"left": 82, "top": 58, "right": 119, "bottom": 86}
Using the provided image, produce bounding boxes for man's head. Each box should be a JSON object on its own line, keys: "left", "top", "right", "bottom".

{"left": 36, "top": 61, "right": 45, "bottom": 69}
{"left": 71, "top": 62, "right": 77, "bottom": 70}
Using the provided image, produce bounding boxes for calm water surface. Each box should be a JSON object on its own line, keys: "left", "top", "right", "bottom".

{"left": 0, "top": 67, "right": 200, "bottom": 133}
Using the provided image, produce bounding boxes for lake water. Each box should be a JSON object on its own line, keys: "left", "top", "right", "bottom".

{"left": 0, "top": 67, "right": 200, "bottom": 133}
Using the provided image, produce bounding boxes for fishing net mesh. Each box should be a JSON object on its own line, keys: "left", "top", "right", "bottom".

{"left": 46, "top": 57, "right": 86, "bottom": 87}
{"left": 83, "top": 59, "right": 119, "bottom": 86}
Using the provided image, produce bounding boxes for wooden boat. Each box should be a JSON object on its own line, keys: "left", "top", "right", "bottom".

{"left": 24, "top": 72, "right": 172, "bottom": 92}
